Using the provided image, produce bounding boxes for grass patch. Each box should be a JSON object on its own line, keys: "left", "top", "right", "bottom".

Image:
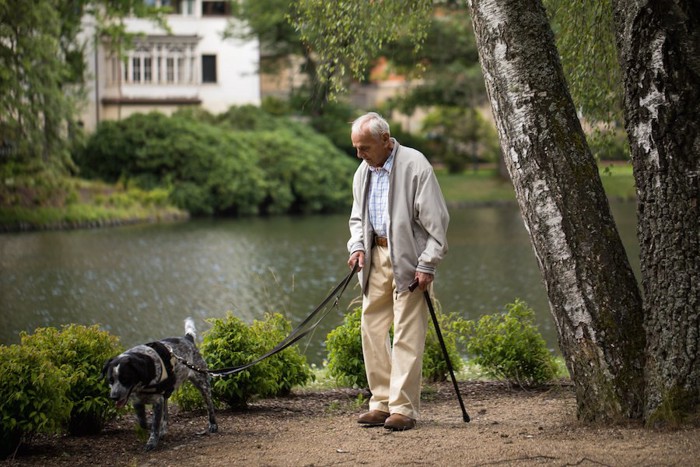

{"left": 598, "top": 163, "right": 636, "bottom": 200}
{"left": 1, "top": 162, "right": 634, "bottom": 230}
{"left": 436, "top": 163, "right": 636, "bottom": 206}
{"left": 0, "top": 203, "right": 186, "bottom": 230}
{"left": 437, "top": 168, "right": 516, "bottom": 205}
{"left": 0, "top": 171, "right": 187, "bottom": 231}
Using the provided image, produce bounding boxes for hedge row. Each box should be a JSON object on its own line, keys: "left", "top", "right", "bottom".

{"left": 1, "top": 300, "right": 558, "bottom": 458}
{"left": 75, "top": 106, "right": 358, "bottom": 216}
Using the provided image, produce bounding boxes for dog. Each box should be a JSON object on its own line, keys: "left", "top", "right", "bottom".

{"left": 102, "top": 317, "right": 218, "bottom": 451}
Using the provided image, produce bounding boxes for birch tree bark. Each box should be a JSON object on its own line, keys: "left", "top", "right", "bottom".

{"left": 468, "top": 0, "right": 645, "bottom": 420}
{"left": 613, "top": 0, "right": 700, "bottom": 422}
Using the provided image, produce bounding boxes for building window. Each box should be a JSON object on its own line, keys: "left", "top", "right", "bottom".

{"left": 202, "top": 55, "right": 217, "bottom": 83}
{"left": 144, "top": 58, "right": 152, "bottom": 82}
{"left": 160, "top": 0, "right": 190, "bottom": 15}
{"left": 177, "top": 57, "right": 185, "bottom": 83}
{"left": 108, "top": 37, "right": 199, "bottom": 86}
{"left": 145, "top": 0, "right": 172, "bottom": 7}
{"left": 132, "top": 57, "right": 141, "bottom": 83}
{"left": 202, "top": 1, "right": 230, "bottom": 16}
{"left": 166, "top": 58, "right": 175, "bottom": 83}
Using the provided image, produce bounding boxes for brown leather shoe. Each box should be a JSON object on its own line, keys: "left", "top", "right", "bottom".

{"left": 357, "top": 410, "right": 390, "bottom": 426}
{"left": 384, "top": 413, "right": 416, "bottom": 431}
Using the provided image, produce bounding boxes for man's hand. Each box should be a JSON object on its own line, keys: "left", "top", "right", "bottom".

{"left": 349, "top": 251, "right": 365, "bottom": 270}
{"left": 413, "top": 271, "right": 434, "bottom": 291}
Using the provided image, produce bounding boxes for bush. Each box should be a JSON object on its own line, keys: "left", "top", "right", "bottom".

{"left": 326, "top": 307, "right": 367, "bottom": 388}
{"left": 325, "top": 303, "right": 463, "bottom": 387}
{"left": 454, "top": 299, "right": 558, "bottom": 386}
{"left": 19, "top": 325, "right": 123, "bottom": 435}
{"left": 588, "top": 128, "right": 630, "bottom": 161}
{"left": 174, "top": 313, "right": 313, "bottom": 409}
{"left": 216, "top": 104, "right": 285, "bottom": 132}
{"left": 253, "top": 128, "right": 354, "bottom": 214}
{"left": 0, "top": 344, "right": 71, "bottom": 458}
{"left": 421, "top": 106, "right": 500, "bottom": 172}
{"left": 422, "top": 306, "right": 463, "bottom": 382}
{"left": 250, "top": 313, "right": 314, "bottom": 396}
{"left": 77, "top": 108, "right": 356, "bottom": 217}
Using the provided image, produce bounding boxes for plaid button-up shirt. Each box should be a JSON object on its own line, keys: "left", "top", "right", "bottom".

{"left": 368, "top": 152, "right": 394, "bottom": 237}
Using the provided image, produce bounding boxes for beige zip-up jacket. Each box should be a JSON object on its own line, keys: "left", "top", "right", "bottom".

{"left": 347, "top": 139, "right": 449, "bottom": 294}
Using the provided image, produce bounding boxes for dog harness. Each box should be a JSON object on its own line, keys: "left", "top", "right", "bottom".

{"left": 143, "top": 342, "right": 177, "bottom": 398}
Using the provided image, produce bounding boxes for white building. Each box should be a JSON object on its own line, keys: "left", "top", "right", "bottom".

{"left": 80, "top": 0, "right": 261, "bottom": 132}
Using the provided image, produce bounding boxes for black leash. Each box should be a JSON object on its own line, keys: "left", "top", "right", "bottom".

{"left": 409, "top": 279, "right": 470, "bottom": 423}
{"left": 204, "top": 262, "right": 359, "bottom": 378}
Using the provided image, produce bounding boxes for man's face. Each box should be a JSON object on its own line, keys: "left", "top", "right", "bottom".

{"left": 351, "top": 128, "right": 391, "bottom": 168}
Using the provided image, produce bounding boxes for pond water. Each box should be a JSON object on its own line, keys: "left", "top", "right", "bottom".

{"left": 0, "top": 203, "right": 638, "bottom": 365}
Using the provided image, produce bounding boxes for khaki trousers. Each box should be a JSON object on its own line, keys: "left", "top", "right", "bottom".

{"left": 362, "top": 244, "right": 429, "bottom": 420}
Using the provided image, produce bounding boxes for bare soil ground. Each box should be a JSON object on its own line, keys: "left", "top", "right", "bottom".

{"left": 4, "top": 381, "right": 700, "bottom": 467}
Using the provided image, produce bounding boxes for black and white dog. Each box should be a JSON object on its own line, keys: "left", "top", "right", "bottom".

{"left": 103, "top": 318, "right": 217, "bottom": 451}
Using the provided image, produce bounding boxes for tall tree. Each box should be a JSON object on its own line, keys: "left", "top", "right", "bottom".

{"left": 292, "top": 0, "right": 700, "bottom": 423}
{"left": 379, "top": 6, "right": 500, "bottom": 174}
{"left": 467, "top": 0, "right": 644, "bottom": 421}
{"left": 381, "top": 7, "right": 485, "bottom": 113}
{"left": 543, "top": 0, "right": 629, "bottom": 166}
{"left": 1, "top": 1, "right": 74, "bottom": 168}
{"left": 229, "top": 0, "right": 412, "bottom": 115}
{"left": 612, "top": 0, "right": 700, "bottom": 421}
{"left": 543, "top": 0, "right": 623, "bottom": 124}
{"left": 225, "top": 0, "right": 328, "bottom": 111}
{"left": 292, "top": 0, "right": 432, "bottom": 101}
{"left": 0, "top": 0, "right": 165, "bottom": 172}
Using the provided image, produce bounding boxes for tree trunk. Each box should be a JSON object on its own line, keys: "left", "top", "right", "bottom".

{"left": 468, "top": 0, "right": 645, "bottom": 420}
{"left": 613, "top": 0, "right": 700, "bottom": 424}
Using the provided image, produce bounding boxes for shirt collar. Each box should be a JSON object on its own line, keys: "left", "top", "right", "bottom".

{"left": 368, "top": 138, "right": 397, "bottom": 173}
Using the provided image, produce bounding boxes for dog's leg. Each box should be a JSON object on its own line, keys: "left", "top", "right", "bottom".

{"left": 161, "top": 398, "right": 169, "bottom": 436}
{"left": 146, "top": 396, "right": 164, "bottom": 451}
{"left": 191, "top": 375, "right": 218, "bottom": 433}
{"left": 134, "top": 402, "right": 148, "bottom": 430}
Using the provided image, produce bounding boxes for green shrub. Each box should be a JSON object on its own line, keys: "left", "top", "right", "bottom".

{"left": 0, "top": 344, "right": 71, "bottom": 458}
{"left": 325, "top": 303, "right": 463, "bottom": 387}
{"left": 253, "top": 128, "right": 354, "bottom": 215}
{"left": 260, "top": 96, "right": 292, "bottom": 116}
{"left": 454, "top": 299, "right": 558, "bottom": 386}
{"left": 250, "top": 313, "right": 314, "bottom": 396}
{"left": 423, "top": 307, "right": 463, "bottom": 382}
{"left": 20, "top": 325, "right": 123, "bottom": 435}
{"left": 326, "top": 307, "right": 367, "bottom": 388}
{"left": 169, "top": 181, "right": 215, "bottom": 216}
{"left": 588, "top": 128, "right": 630, "bottom": 161}
{"left": 216, "top": 104, "right": 284, "bottom": 131}
{"left": 421, "top": 106, "right": 500, "bottom": 173}
{"left": 170, "top": 381, "right": 209, "bottom": 412}
{"left": 77, "top": 108, "right": 355, "bottom": 217}
{"left": 174, "top": 313, "right": 313, "bottom": 409}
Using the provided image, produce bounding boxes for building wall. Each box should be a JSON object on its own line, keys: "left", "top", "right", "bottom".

{"left": 80, "top": 1, "right": 260, "bottom": 132}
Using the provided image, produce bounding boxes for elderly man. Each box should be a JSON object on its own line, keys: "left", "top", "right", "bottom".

{"left": 347, "top": 112, "right": 449, "bottom": 431}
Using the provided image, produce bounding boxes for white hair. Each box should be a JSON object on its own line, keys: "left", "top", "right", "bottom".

{"left": 351, "top": 112, "right": 391, "bottom": 139}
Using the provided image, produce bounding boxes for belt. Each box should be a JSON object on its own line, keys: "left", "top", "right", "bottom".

{"left": 374, "top": 235, "right": 388, "bottom": 247}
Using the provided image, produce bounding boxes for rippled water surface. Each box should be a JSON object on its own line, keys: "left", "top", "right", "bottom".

{"left": 0, "top": 204, "right": 638, "bottom": 364}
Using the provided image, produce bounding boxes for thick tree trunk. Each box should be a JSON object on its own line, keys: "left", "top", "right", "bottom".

{"left": 468, "top": 0, "right": 645, "bottom": 420}
{"left": 613, "top": 0, "right": 700, "bottom": 423}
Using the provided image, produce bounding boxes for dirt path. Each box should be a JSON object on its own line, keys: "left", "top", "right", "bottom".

{"left": 5, "top": 381, "right": 699, "bottom": 466}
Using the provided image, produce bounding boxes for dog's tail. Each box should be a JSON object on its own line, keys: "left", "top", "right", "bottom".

{"left": 184, "top": 317, "right": 197, "bottom": 343}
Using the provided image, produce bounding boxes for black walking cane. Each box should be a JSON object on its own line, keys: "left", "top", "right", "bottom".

{"left": 409, "top": 279, "right": 470, "bottom": 423}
